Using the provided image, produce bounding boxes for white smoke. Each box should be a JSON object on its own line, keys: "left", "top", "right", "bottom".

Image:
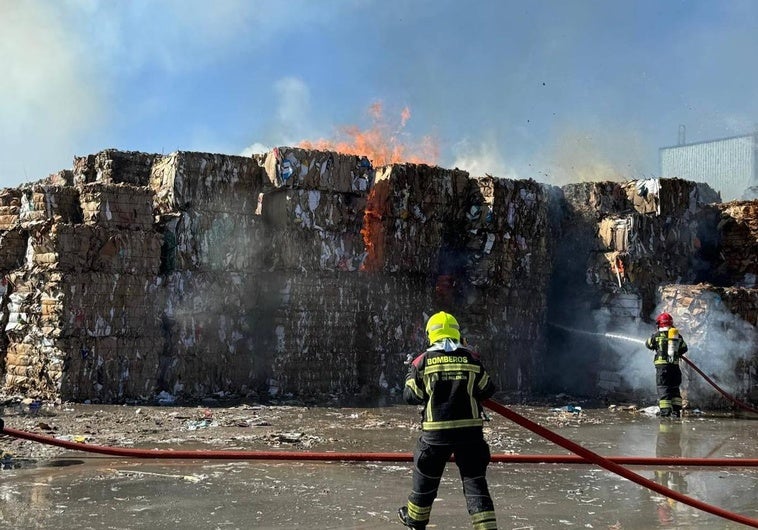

{"left": 590, "top": 307, "right": 655, "bottom": 397}
{"left": 241, "top": 76, "right": 314, "bottom": 155}
{"left": 657, "top": 294, "right": 757, "bottom": 400}
{"left": 0, "top": 1, "right": 104, "bottom": 186}
{"left": 450, "top": 136, "right": 519, "bottom": 179}
{"left": 593, "top": 293, "right": 758, "bottom": 406}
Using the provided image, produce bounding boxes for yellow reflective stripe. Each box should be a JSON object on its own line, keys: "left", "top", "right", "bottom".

{"left": 405, "top": 378, "right": 424, "bottom": 399}
{"left": 422, "top": 418, "right": 483, "bottom": 430}
{"left": 654, "top": 359, "right": 674, "bottom": 365}
{"left": 471, "top": 511, "right": 496, "bottom": 523}
{"left": 424, "top": 363, "right": 480, "bottom": 375}
{"left": 659, "top": 399, "right": 672, "bottom": 407}
{"left": 478, "top": 372, "right": 490, "bottom": 390}
{"left": 473, "top": 521, "right": 498, "bottom": 530}
{"left": 672, "top": 397, "right": 682, "bottom": 405}
{"left": 425, "top": 375, "right": 435, "bottom": 422}
{"left": 407, "top": 501, "right": 431, "bottom": 521}
{"left": 471, "top": 510, "right": 497, "bottom": 525}
{"left": 468, "top": 372, "right": 477, "bottom": 418}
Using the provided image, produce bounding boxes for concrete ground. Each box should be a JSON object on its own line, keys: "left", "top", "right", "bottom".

{"left": 1, "top": 399, "right": 756, "bottom": 529}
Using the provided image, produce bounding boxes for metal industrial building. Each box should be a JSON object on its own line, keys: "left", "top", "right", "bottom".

{"left": 660, "top": 131, "right": 758, "bottom": 201}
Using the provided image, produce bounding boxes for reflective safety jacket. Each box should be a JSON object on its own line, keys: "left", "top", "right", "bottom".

{"left": 404, "top": 343, "right": 497, "bottom": 444}
{"left": 645, "top": 328, "right": 688, "bottom": 366}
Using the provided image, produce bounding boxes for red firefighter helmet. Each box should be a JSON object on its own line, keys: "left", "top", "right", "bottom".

{"left": 655, "top": 312, "right": 674, "bottom": 328}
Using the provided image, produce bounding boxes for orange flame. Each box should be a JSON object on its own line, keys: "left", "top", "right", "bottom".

{"left": 299, "top": 102, "right": 438, "bottom": 167}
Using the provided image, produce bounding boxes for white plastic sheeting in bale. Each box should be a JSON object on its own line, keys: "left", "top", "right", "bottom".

{"left": 256, "top": 146, "right": 375, "bottom": 193}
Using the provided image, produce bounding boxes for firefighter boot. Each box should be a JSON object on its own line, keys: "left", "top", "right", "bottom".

{"left": 397, "top": 507, "right": 427, "bottom": 529}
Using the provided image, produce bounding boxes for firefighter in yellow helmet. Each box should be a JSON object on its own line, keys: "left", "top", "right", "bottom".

{"left": 398, "top": 312, "right": 498, "bottom": 530}
{"left": 645, "top": 312, "right": 688, "bottom": 418}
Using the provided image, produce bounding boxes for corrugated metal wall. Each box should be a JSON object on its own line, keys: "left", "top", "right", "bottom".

{"left": 660, "top": 134, "right": 757, "bottom": 201}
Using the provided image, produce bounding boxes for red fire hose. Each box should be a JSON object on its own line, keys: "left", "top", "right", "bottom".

{"left": 2, "top": 423, "right": 758, "bottom": 466}
{"left": 3, "top": 401, "right": 758, "bottom": 527}
{"left": 483, "top": 399, "right": 758, "bottom": 528}
{"left": 682, "top": 355, "right": 758, "bottom": 415}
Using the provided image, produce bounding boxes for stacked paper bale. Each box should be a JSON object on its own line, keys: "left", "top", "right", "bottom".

{"left": 256, "top": 146, "right": 375, "bottom": 193}
{"left": 2, "top": 182, "right": 163, "bottom": 401}
{"left": 545, "top": 178, "right": 722, "bottom": 397}
{"left": 458, "top": 176, "right": 551, "bottom": 391}
{"left": 151, "top": 151, "right": 264, "bottom": 272}
{"left": 251, "top": 148, "right": 381, "bottom": 398}
{"left": 561, "top": 179, "right": 719, "bottom": 319}
{"left": 73, "top": 149, "right": 158, "bottom": 186}
{"left": 254, "top": 147, "right": 373, "bottom": 272}
{"left": 362, "top": 163, "right": 469, "bottom": 274}
{"left": 18, "top": 185, "right": 82, "bottom": 227}
{"left": 148, "top": 151, "right": 267, "bottom": 399}
{"left": 261, "top": 188, "right": 368, "bottom": 271}
{"left": 657, "top": 284, "right": 757, "bottom": 407}
{"left": 258, "top": 271, "right": 433, "bottom": 399}
{"left": 157, "top": 271, "right": 264, "bottom": 398}
{"left": 0, "top": 188, "right": 22, "bottom": 230}
{"left": 714, "top": 200, "right": 758, "bottom": 287}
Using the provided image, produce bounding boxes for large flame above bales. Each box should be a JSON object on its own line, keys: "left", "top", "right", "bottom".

{"left": 299, "top": 102, "right": 439, "bottom": 167}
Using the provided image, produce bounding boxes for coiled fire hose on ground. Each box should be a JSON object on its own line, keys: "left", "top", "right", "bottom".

{"left": 682, "top": 355, "right": 758, "bottom": 415}
{"left": 2, "top": 402, "right": 758, "bottom": 526}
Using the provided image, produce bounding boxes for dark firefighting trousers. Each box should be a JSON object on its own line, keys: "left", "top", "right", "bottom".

{"left": 656, "top": 364, "right": 682, "bottom": 416}
{"left": 406, "top": 436, "right": 497, "bottom": 529}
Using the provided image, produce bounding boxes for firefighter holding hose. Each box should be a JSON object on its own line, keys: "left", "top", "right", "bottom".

{"left": 398, "top": 311, "right": 498, "bottom": 530}
{"left": 646, "top": 312, "right": 689, "bottom": 418}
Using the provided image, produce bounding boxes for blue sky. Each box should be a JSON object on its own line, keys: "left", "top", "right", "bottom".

{"left": 2, "top": 0, "right": 758, "bottom": 189}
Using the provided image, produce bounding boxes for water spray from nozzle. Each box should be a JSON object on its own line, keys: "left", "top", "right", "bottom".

{"left": 548, "top": 323, "right": 645, "bottom": 345}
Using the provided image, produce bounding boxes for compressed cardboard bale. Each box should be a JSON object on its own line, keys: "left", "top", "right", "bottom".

{"left": 157, "top": 271, "right": 263, "bottom": 399}
{"left": 80, "top": 182, "right": 154, "bottom": 230}
{"left": 262, "top": 272, "right": 434, "bottom": 399}
{"left": 150, "top": 151, "right": 263, "bottom": 214}
{"left": 715, "top": 200, "right": 758, "bottom": 286}
{"left": 5, "top": 270, "right": 164, "bottom": 340}
{"left": 621, "top": 178, "right": 721, "bottom": 217}
{"left": 18, "top": 185, "right": 83, "bottom": 227}
{"left": 1, "top": 341, "right": 61, "bottom": 400}
{"left": 562, "top": 181, "right": 632, "bottom": 219}
{"left": 161, "top": 270, "right": 258, "bottom": 315}
{"left": 42, "top": 169, "right": 74, "bottom": 187}
{"left": 30, "top": 223, "right": 162, "bottom": 274}
{"left": 255, "top": 146, "right": 375, "bottom": 193}
{"left": 57, "top": 335, "right": 162, "bottom": 402}
{"left": 54, "top": 273, "right": 164, "bottom": 338}
{"left": 367, "top": 163, "right": 469, "bottom": 220}
{"left": 73, "top": 149, "right": 158, "bottom": 186}
{"left": 156, "top": 312, "right": 257, "bottom": 399}
{"left": 0, "top": 188, "right": 22, "bottom": 230}
{"left": 362, "top": 164, "right": 469, "bottom": 274}
{"left": 0, "top": 228, "right": 28, "bottom": 271}
{"left": 463, "top": 177, "right": 551, "bottom": 286}
{"left": 597, "top": 216, "right": 632, "bottom": 252}
{"left": 266, "top": 228, "right": 366, "bottom": 272}
{"left": 658, "top": 178, "right": 720, "bottom": 217}
{"left": 261, "top": 188, "right": 367, "bottom": 232}
{"left": 159, "top": 210, "right": 265, "bottom": 272}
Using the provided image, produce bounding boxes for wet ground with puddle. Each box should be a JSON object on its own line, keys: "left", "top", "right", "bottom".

{"left": 1, "top": 401, "right": 756, "bottom": 529}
